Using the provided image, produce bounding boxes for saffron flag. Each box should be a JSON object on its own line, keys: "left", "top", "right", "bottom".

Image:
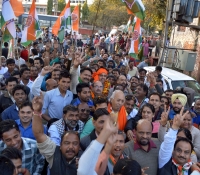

{"left": 21, "top": 0, "right": 40, "bottom": 44}
{"left": 72, "top": 5, "right": 79, "bottom": 33}
{"left": 52, "top": 1, "right": 71, "bottom": 35}
{"left": 129, "top": 17, "right": 143, "bottom": 60}
{"left": 122, "top": 0, "right": 145, "bottom": 20}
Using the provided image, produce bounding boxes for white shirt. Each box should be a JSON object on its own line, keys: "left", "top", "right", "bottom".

{"left": 14, "top": 57, "right": 25, "bottom": 66}
{"left": 0, "top": 66, "right": 8, "bottom": 74}
{"left": 31, "top": 75, "right": 45, "bottom": 97}
{"left": 77, "top": 140, "right": 104, "bottom": 175}
{"left": 20, "top": 79, "right": 33, "bottom": 90}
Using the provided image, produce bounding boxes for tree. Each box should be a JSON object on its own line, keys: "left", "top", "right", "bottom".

{"left": 88, "top": 0, "right": 128, "bottom": 28}
{"left": 47, "top": 0, "right": 53, "bottom": 15}
{"left": 82, "top": 0, "right": 89, "bottom": 21}
{"left": 143, "top": 0, "right": 167, "bottom": 32}
{"left": 58, "top": 0, "right": 66, "bottom": 12}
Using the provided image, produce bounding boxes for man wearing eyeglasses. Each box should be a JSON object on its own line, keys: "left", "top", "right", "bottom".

{"left": 91, "top": 81, "right": 103, "bottom": 98}
{"left": 78, "top": 103, "right": 92, "bottom": 124}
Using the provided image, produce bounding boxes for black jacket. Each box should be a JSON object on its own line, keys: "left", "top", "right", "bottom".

{"left": 0, "top": 91, "right": 14, "bottom": 114}
{"left": 80, "top": 129, "right": 97, "bottom": 151}
{"left": 158, "top": 158, "right": 192, "bottom": 175}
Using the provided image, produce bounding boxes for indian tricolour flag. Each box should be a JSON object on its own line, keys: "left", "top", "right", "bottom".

{"left": 129, "top": 17, "right": 142, "bottom": 60}
{"left": 52, "top": 1, "right": 71, "bottom": 36}
{"left": 2, "top": 19, "right": 16, "bottom": 42}
{"left": 124, "top": 16, "right": 132, "bottom": 33}
{"left": 122, "top": 0, "right": 145, "bottom": 20}
{"left": 1, "top": 0, "right": 24, "bottom": 27}
{"left": 21, "top": 0, "right": 40, "bottom": 45}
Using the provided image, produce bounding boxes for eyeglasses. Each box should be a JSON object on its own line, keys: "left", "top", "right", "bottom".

{"left": 80, "top": 108, "right": 90, "bottom": 113}
{"left": 93, "top": 85, "right": 103, "bottom": 89}
{"left": 99, "top": 74, "right": 107, "bottom": 78}
{"left": 161, "top": 100, "right": 168, "bottom": 105}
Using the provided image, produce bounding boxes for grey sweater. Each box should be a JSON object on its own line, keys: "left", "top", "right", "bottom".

{"left": 123, "top": 139, "right": 161, "bottom": 175}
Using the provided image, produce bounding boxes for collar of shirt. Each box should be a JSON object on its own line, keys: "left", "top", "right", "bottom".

{"left": 15, "top": 104, "right": 19, "bottom": 111}
{"left": 134, "top": 140, "right": 157, "bottom": 152}
{"left": 55, "top": 87, "right": 69, "bottom": 97}
{"left": 20, "top": 79, "right": 33, "bottom": 86}
{"left": 15, "top": 119, "right": 32, "bottom": 129}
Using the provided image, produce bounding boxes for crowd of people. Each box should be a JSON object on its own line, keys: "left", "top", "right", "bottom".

{"left": 0, "top": 28, "right": 200, "bottom": 175}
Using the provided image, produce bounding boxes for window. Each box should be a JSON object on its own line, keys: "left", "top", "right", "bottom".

{"left": 40, "top": 8, "right": 43, "bottom": 12}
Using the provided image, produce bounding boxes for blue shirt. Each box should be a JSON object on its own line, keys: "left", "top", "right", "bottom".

{"left": 137, "top": 61, "right": 148, "bottom": 69}
{"left": 42, "top": 87, "right": 73, "bottom": 119}
{"left": 15, "top": 119, "right": 47, "bottom": 140}
{"left": 2, "top": 103, "right": 19, "bottom": 120}
{"left": 3, "top": 71, "right": 11, "bottom": 79}
{"left": 168, "top": 109, "right": 177, "bottom": 120}
{"left": 71, "top": 97, "right": 94, "bottom": 107}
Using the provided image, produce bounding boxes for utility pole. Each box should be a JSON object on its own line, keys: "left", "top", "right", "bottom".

{"left": 158, "top": 0, "right": 173, "bottom": 66}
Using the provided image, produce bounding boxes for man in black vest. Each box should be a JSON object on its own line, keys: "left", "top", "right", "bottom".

{"left": 158, "top": 107, "right": 198, "bottom": 175}
{"left": 32, "top": 94, "right": 80, "bottom": 175}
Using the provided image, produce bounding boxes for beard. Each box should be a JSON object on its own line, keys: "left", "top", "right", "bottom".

{"left": 173, "top": 107, "right": 181, "bottom": 113}
{"left": 65, "top": 119, "right": 77, "bottom": 128}
{"left": 139, "top": 139, "right": 149, "bottom": 146}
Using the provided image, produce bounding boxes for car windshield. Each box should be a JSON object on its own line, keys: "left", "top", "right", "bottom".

{"left": 171, "top": 80, "right": 200, "bottom": 94}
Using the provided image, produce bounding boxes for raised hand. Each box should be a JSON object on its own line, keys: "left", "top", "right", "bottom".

{"left": 172, "top": 107, "right": 189, "bottom": 130}
{"left": 160, "top": 105, "right": 170, "bottom": 126}
{"left": 41, "top": 66, "right": 54, "bottom": 76}
{"left": 73, "top": 51, "right": 84, "bottom": 68}
{"left": 32, "top": 92, "right": 44, "bottom": 113}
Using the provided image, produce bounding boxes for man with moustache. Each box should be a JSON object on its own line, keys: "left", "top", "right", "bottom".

{"left": 32, "top": 94, "right": 80, "bottom": 175}
{"left": 95, "top": 130, "right": 127, "bottom": 175}
{"left": 130, "top": 76, "right": 139, "bottom": 94}
{"left": 48, "top": 105, "right": 84, "bottom": 146}
{"left": 191, "top": 98, "right": 200, "bottom": 128}
{"left": 91, "top": 81, "right": 103, "bottom": 99}
{"left": 168, "top": 93, "right": 187, "bottom": 120}
{"left": 123, "top": 119, "right": 161, "bottom": 175}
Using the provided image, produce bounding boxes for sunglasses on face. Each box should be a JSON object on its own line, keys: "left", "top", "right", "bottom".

{"left": 80, "top": 108, "right": 90, "bottom": 113}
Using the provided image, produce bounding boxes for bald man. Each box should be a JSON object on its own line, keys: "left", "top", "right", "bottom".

{"left": 108, "top": 90, "right": 127, "bottom": 131}
{"left": 91, "top": 81, "right": 103, "bottom": 98}
{"left": 124, "top": 119, "right": 161, "bottom": 175}
{"left": 46, "top": 79, "right": 57, "bottom": 91}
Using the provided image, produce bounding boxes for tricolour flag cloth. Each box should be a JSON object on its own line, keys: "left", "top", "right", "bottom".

{"left": 21, "top": 0, "right": 40, "bottom": 45}
{"left": 2, "top": 0, "right": 24, "bottom": 26}
{"left": 2, "top": 19, "right": 16, "bottom": 42}
{"left": 129, "top": 17, "right": 143, "bottom": 60}
{"left": 52, "top": 1, "right": 71, "bottom": 36}
{"left": 122, "top": 0, "right": 145, "bottom": 20}
{"left": 124, "top": 16, "right": 132, "bottom": 33}
{"left": 72, "top": 5, "right": 79, "bottom": 33}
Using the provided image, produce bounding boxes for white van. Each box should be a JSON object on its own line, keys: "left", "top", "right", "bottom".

{"left": 144, "top": 66, "right": 200, "bottom": 97}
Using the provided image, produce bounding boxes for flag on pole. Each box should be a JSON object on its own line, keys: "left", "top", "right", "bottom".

{"left": 2, "top": 19, "right": 16, "bottom": 42}
{"left": 21, "top": 0, "right": 39, "bottom": 44}
{"left": 72, "top": 5, "right": 79, "bottom": 33}
{"left": 8, "top": 39, "right": 14, "bottom": 58}
{"left": 129, "top": 17, "right": 143, "bottom": 60}
{"left": 52, "top": 1, "right": 71, "bottom": 35}
{"left": 122, "top": 0, "right": 145, "bottom": 20}
{"left": 124, "top": 16, "right": 132, "bottom": 33}
{"left": 2, "top": 0, "right": 24, "bottom": 26}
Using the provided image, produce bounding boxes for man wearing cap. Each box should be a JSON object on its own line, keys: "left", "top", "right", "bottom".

{"left": 168, "top": 93, "right": 187, "bottom": 120}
